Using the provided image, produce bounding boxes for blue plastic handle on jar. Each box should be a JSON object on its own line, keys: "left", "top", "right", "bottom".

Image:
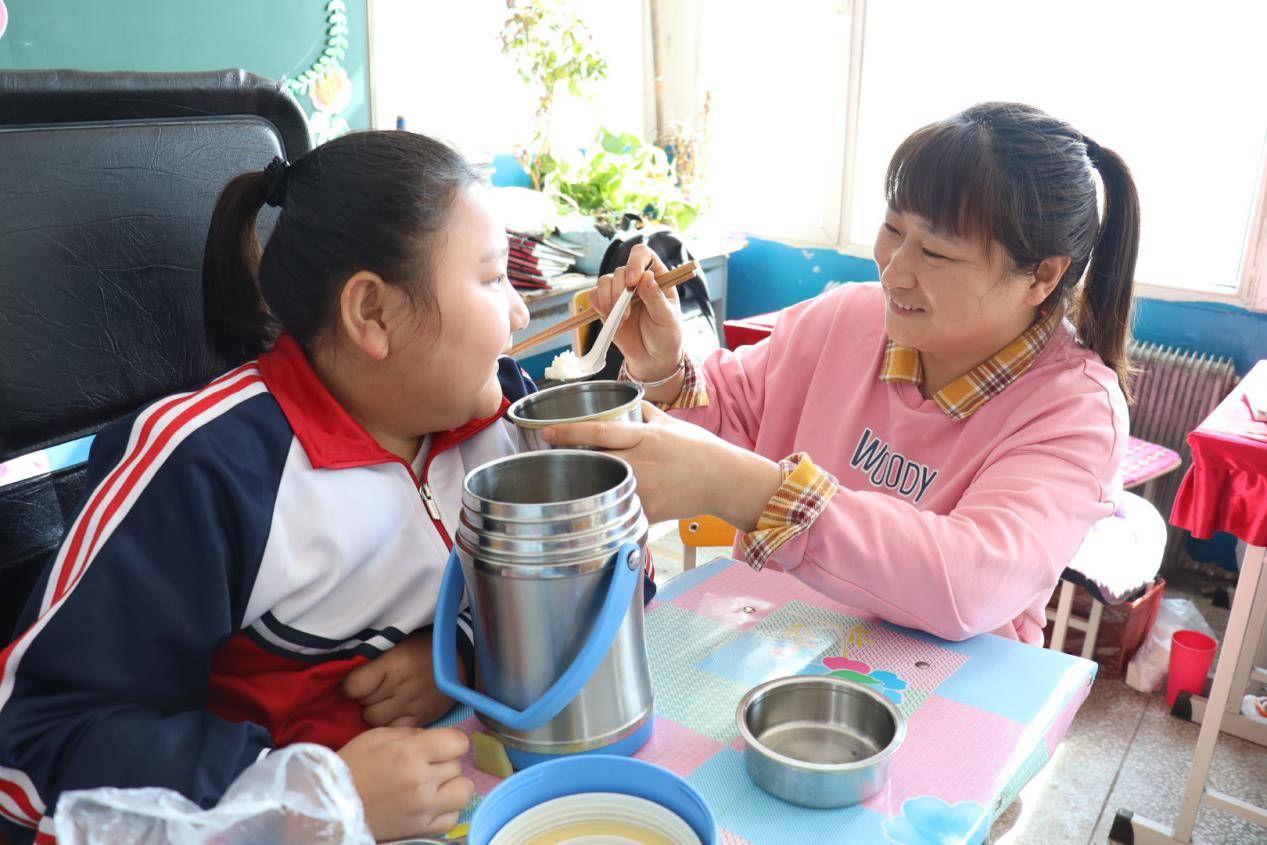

{"left": 432, "top": 541, "right": 641, "bottom": 732}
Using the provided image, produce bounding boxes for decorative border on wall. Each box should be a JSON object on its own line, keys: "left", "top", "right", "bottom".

{"left": 282, "top": 0, "right": 353, "bottom": 144}
{"left": 284, "top": 0, "right": 350, "bottom": 100}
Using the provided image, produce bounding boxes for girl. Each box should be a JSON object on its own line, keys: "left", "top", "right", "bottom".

{"left": 0, "top": 131, "right": 532, "bottom": 843}
{"left": 547, "top": 102, "right": 1137, "bottom": 646}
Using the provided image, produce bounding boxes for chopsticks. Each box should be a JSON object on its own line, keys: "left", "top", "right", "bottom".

{"left": 509, "top": 260, "right": 700, "bottom": 358}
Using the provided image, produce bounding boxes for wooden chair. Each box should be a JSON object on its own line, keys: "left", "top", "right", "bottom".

{"left": 571, "top": 288, "right": 598, "bottom": 354}
{"left": 679, "top": 515, "right": 737, "bottom": 570}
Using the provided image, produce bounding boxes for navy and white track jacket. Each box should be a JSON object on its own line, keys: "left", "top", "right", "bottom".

{"left": 0, "top": 334, "right": 652, "bottom": 844}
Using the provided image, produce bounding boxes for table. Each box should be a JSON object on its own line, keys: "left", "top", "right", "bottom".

{"left": 1113, "top": 361, "right": 1267, "bottom": 844}
{"left": 440, "top": 559, "right": 1097, "bottom": 844}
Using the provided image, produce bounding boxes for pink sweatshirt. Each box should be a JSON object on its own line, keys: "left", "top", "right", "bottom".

{"left": 676, "top": 282, "right": 1127, "bottom": 644}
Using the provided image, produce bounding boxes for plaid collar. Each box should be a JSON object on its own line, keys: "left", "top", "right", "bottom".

{"left": 879, "top": 305, "right": 1064, "bottom": 421}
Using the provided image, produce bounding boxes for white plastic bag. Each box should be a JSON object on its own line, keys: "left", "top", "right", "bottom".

{"left": 54, "top": 743, "right": 373, "bottom": 845}
{"left": 1125, "top": 598, "right": 1216, "bottom": 693}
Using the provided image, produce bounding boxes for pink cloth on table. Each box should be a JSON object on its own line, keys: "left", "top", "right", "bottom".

{"left": 1122, "top": 436, "right": 1181, "bottom": 488}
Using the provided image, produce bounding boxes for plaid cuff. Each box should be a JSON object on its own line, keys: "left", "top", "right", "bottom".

{"left": 618, "top": 355, "right": 711, "bottom": 410}
{"left": 739, "top": 452, "right": 838, "bottom": 571}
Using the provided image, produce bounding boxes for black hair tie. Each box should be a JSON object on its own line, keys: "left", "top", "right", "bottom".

{"left": 1081, "top": 135, "right": 1102, "bottom": 164}
{"left": 262, "top": 157, "right": 290, "bottom": 208}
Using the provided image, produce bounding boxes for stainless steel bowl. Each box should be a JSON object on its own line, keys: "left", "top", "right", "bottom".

{"left": 508, "top": 381, "right": 643, "bottom": 450}
{"left": 737, "top": 675, "right": 906, "bottom": 808}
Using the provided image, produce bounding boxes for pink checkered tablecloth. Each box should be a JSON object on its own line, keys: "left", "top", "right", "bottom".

{"left": 439, "top": 559, "right": 1097, "bottom": 844}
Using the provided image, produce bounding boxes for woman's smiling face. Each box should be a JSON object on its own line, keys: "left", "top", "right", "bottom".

{"left": 873, "top": 206, "right": 1041, "bottom": 363}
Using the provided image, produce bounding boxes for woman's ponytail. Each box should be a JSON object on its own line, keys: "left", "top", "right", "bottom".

{"left": 1077, "top": 140, "right": 1140, "bottom": 400}
{"left": 202, "top": 170, "right": 281, "bottom": 365}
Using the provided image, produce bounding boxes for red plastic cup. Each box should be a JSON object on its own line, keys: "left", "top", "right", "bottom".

{"left": 1167, "top": 629, "right": 1218, "bottom": 708}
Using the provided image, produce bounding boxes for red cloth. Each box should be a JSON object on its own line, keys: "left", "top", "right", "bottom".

{"left": 1171, "top": 360, "right": 1267, "bottom": 546}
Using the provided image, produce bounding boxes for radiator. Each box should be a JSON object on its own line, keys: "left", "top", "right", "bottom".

{"left": 1127, "top": 340, "right": 1239, "bottom": 570}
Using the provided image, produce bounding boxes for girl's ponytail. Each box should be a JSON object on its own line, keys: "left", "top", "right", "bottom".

{"left": 201, "top": 170, "right": 280, "bottom": 364}
{"left": 1077, "top": 139, "right": 1140, "bottom": 400}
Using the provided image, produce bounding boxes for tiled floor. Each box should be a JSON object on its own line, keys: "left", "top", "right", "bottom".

{"left": 647, "top": 525, "right": 1267, "bottom": 844}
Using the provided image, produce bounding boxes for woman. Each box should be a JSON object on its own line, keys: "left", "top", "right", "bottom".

{"left": 543, "top": 102, "right": 1137, "bottom": 645}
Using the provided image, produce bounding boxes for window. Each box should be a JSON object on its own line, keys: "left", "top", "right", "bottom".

{"left": 694, "top": 0, "right": 1267, "bottom": 306}
{"left": 368, "top": 1, "right": 649, "bottom": 170}
{"left": 696, "top": 0, "right": 858, "bottom": 245}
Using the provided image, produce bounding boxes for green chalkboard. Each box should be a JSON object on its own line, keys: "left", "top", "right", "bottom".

{"left": 0, "top": 0, "right": 370, "bottom": 130}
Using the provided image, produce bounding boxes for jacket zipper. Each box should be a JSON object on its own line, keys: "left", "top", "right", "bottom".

{"left": 419, "top": 481, "right": 451, "bottom": 546}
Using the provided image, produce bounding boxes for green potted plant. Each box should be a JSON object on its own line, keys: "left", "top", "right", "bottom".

{"left": 544, "top": 128, "right": 699, "bottom": 233}
{"left": 500, "top": 0, "right": 702, "bottom": 258}
{"left": 500, "top": 0, "right": 608, "bottom": 191}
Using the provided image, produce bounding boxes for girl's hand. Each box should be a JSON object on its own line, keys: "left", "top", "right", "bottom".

{"left": 338, "top": 726, "right": 474, "bottom": 840}
{"left": 593, "top": 244, "right": 684, "bottom": 384}
{"left": 342, "top": 627, "right": 455, "bottom": 728}
{"left": 540, "top": 403, "right": 782, "bottom": 530}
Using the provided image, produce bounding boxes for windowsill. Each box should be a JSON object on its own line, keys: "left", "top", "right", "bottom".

{"left": 1133, "top": 282, "right": 1265, "bottom": 313}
